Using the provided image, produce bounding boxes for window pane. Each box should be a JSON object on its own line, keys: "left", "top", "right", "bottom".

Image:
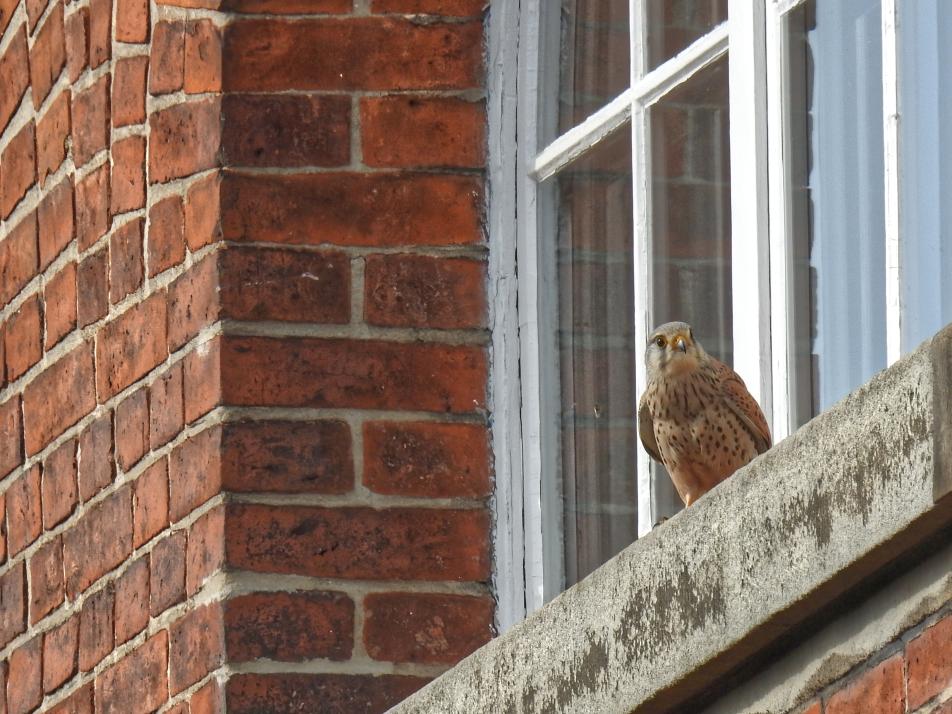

{"left": 784, "top": 0, "right": 886, "bottom": 422}
{"left": 556, "top": 126, "right": 636, "bottom": 587}
{"left": 645, "top": 0, "right": 727, "bottom": 72}
{"left": 559, "top": 0, "right": 630, "bottom": 132}
{"left": 899, "top": 1, "right": 952, "bottom": 349}
{"left": 649, "top": 55, "right": 731, "bottom": 519}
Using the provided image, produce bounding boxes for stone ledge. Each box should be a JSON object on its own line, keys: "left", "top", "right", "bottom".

{"left": 391, "top": 323, "right": 952, "bottom": 714}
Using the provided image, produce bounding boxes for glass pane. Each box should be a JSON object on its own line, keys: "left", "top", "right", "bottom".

{"left": 899, "top": 1, "right": 952, "bottom": 349}
{"left": 784, "top": 0, "right": 886, "bottom": 423}
{"left": 645, "top": 0, "right": 728, "bottom": 72}
{"left": 649, "top": 55, "right": 731, "bottom": 520}
{"left": 556, "top": 126, "right": 636, "bottom": 587}
{"left": 559, "top": 0, "right": 630, "bottom": 132}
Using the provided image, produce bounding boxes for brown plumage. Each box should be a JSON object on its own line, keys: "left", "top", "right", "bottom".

{"left": 638, "top": 321, "right": 771, "bottom": 507}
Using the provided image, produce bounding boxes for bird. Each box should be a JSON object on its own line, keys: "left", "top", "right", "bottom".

{"left": 638, "top": 321, "right": 771, "bottom": 508}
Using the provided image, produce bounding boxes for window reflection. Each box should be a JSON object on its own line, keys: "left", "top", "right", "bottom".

{"left": 645, "top": 0, "right": 727, "bottom": 71}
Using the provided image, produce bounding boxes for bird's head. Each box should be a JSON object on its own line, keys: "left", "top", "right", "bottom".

{"left": 645, "top": 321, "right": 707, "bottom": 380}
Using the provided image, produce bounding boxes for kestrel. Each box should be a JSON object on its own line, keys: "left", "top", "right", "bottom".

{"left": 638, "top": 321, "right": 771, "bottom": 508}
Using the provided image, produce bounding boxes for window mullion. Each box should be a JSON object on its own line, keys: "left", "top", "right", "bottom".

{"left": 882, "top": 0, "right": 903, "bottom": 363}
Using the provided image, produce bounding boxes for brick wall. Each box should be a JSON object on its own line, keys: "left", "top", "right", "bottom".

{"left": 792, "top": 606, "right": 952, "bottom": 714}
{"left": 0, "top": 0, "right": 492, "bottom": 711}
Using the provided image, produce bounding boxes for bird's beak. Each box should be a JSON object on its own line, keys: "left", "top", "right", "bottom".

{"left": 675, "top": 337, "right": 687, "bottom": 353}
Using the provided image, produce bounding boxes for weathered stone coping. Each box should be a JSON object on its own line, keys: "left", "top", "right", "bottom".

{"left": 392, "top": 324, "right": 952, "bottom": 713}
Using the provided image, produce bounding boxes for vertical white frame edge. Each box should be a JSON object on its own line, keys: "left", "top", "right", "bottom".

{"left": 728, "top": 0, "right": 773, "bottom": 421}
{"left": 487, "top": 0, "right": 527, "bottom": 634}
{"left": 882, "top": 0, "right": 903, "bottom": 364}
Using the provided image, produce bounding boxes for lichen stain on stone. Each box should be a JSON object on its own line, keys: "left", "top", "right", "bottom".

{"left": 550, "top": 635, "right": 610, "bottom": 710}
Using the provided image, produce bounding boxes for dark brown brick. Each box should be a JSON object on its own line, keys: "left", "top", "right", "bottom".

{"left": 109, "top": 218, "right": 144, "bottom": 302}
{"left": 169, "top": 602, "right": 224, "bottom": 695}
{"left": 0, "top": 396, "right": 23, "bottom": 479}
{"left": 221, "top": 171, "right": 483, "bottom": 247}
{"left": 95, "top": 292, "right": 168, "bottom": 399}
{"left": 225, "top": 591, "right": 354, "bottom": 662}
{"left": 0, "top": 561, "right": 27, "bottom": 648}
{"left": 150, "top": 530, "right": 186, "bottom": 615}
{"left": 222, "top": 420, "right": 352, "bottom": 494}
{"left": 78, "top": 584, "right": 113, "bottom": 671}
{"left": 48, "top": 682, "right": 94, "bottom": 714}
{"left": 8, "top": 636, "right": 42, "bottom": 714}
{"left": 77, "top": 248, "right": 109, "bottom": 327}
{"left": 149, "top": 363, "right": 183, "bottom": 449}
{"left": 221, "top": 94, "right": 349, "bottom": 167}
{"left": 167, "top": 253, "right": 219, "bottom": 350}
{"left": 7, "top": 465, "right": 41, "bottom": 556}
{"left": 220, "top": 246, "right": 349, "bottom": 323}
{"left": 41, "top": 437, "right": 77, "bottom": 527}
{"left": 226, "top": 673, "right": 428, "bottom": 714}
{"left": 29, "top": 535, "right": 64, "bottom": 623}
{"left": 114, "top": 556, "right": 149, "bottom": 644}
{"left": 150, "top": 99, "right": 221, "bottom": 183}
{"left": 225, "top": 504, "right": 490, "bottom": 580}
{"left": 364, "top": 421, "right": 490, "bottom": 498}
{"left": 23, "top": 342, "right": 96, "bottom": 455}
{"left": 43, "top": 615, "right": 78, "bottom": 693}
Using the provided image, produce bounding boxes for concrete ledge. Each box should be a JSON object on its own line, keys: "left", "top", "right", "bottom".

{"left": 392, "top": 324, "right": 952, "bottom": 714}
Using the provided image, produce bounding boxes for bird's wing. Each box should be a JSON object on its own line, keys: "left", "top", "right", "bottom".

{"left": 710, "top": 358, "right": 772, "bottom": 454}
{"left": 638, "top": 390, "right": 664, "bottom": 463}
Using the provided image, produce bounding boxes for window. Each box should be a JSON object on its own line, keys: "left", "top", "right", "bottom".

{"left": 489, "top": 0, "right": 952, "bottom": 630}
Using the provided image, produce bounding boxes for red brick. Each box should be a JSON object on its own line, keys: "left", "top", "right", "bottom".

{"left": 109, "top": 218, "right": 144, "bottom": 301}
{"left": 29, "top": 1, "right": 65, "bottom": 108}
{"left": 220, "top": 246, "right": 350, "bottom": 323}
{"left": 65, "top": 7, "right": 89, "bottom": 82}
{"left": 226, "top": 673, "right": 428, "bottom": 714}
{"left": 220, "top": 171, "right": 482, "bottom": 247}
{"left": 189, "top": 679, "right": 223, "bottom": 714}
{"left": 221, "top": 94, "right": 348, "bottom": 167}
{"left": 0, "top": 396, "right": 23, "bottom": 478}
{"left": 0, "top": 121, "right": 36, "bottom": 219}
{"left": 0, "top": 493, "right": 5, "bottom": 560}
{"left": 63, "top": 486, "right": 133, "bottom": 597}
{"left": 43, "top": 616, "right": 78, "bottom": 693}
{"left": 0, "top": 212, "right": 38, "bottom": 306}
{"left": 185, "top": 504, "right": 223, "bottom": 595}
{"left": 364, "top": 592, "right": 492, "bottom": 664}
{"left": 4, "top": 294, "right": 42, "bottom": 381}
{"left": 185, "top": 171, "right": 221, "bottom": 250}
{"left": 114, "top": 556, "right": 149, "bottom": 644}
{"left": 37, "top": 177, "right": 74, "bottom": 268}
{"left": 110, "top": 137, "right": 146, "bottom": 215}
{"left": 8, "top": 636, "right": 42, "bottom": 714}
{"left": 41, "top": 438, "right": 77, "bottom": 527}
{"left": 362, "top": 96, "right": 485, "bottom": 168}
{"left": 25, "top": 0, "right": 47, "bottom": 29}
{"left": 826, "top": 653, "right": 904, "bottom": 714}
{"left": 37, "top": 90, "right": 71, "bottom": 184}
{"left": 168, "top": 426, "right": 221, "bottom": 521}
{"left": 115, "top": 0, "right": 148, "bottom": 42}
{"left": 167, "top": 253, "right": 219, "bottom": 351}
{"left": 150, "top": 363, "right": 183, "bottom": 449}
{"left": 150, "top": 20, "right": 184, "bottom": 94}
{"left": 184, "top": 337, "right": 220, "bottom": 423}
{"left": 115, "top": 388, "right": 148, "bottom": 471}
{"left": 77, "top": 248, "right": 109, "bottom": 327}
{"left": 222, "top": 420, "right": 352, "bottom": 494}
{"left": 226, "top": 591, "right": 354, "bottom": 662}
{"left": 77, "top": 413, "right": 114, "bottom": 501}
{"left": 44, "top": 262, "right": 77, "bottom": 348}
{"left": 222, "top": 18, "right": 483, "bottom": 91}
{"left": 185, "top": 19, "right": 221, "bottom": 93}
{"left": 372, "top": 0, "right": 485, "bottom": 12}
{"left": 78, "top": 583, "right": 113, "bottom": 671}
{"left": 226, "top": 504, "right": 490, "bottom": 580}
{"left": 112, "top": 55, "right": 148, "bottom": 127}
{"left": 364, "top": 421, "right": 490, "bottom": 498}
{"left": 168, "top": 0, "right": 348, "bottom": 10}
{"left": 75, "top": 162, "right": 110, "bottom": 250}
{"left": 133, "top": 457, "right": 169, "bottom": 547}
{"left": 169, "top": 602, "right": 224, "bottom": 694}
{"left": 368, "top": 254, "right": 486, "bottom": 328}
{"left": 95, "top": 292, "right": 168, "bottom": 399}
{"left": 220, "top": 336, "right": 487, "bottom": 413}
{"left": 23, "top": 342, "right": 96, "bottom": 455}
{"left": 88, "top": 0, "right": 111, "bottom": 67}
{"left": 908, "top": 614, "right": 952, "bottom": 709}
{"left": 7, "top": 465, "right": 41, "bottom": 556}
{"left": 150, "top": 530, "right": 186, "bottom": 615}
{"left": 48, "top": 682, "right": 93, "bottom": 714}
{"left": 95, "top": 631, "right": 168, "bottom": 714}
{"left": 0, "top": 28, "right": 29, "bottom": 133}
{"left": 29, "top": 535, "right": 64, "bottom": 622}
{"left": 0, "top": 561, "right": 26, "bottom": 647}
{"left": 149, "top": 98, "right": 221, "bottom": 183}
{"left": 71, "top": 75, "right": 110, "bottom": 167}
{"left": 148, "top": 195, "right": 185, "bottom": 276}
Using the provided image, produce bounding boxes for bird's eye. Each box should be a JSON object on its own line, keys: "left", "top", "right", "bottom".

{"left": 654, "top": 336, "right": 666, "bottom": 348}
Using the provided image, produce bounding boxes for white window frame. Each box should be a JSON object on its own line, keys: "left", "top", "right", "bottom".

{"left": 491, "top": 0, "right": 915, "bottom": 632}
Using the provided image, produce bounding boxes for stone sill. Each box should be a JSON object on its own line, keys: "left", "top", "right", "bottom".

{"left": 392, "top": 324, "right": 952, "bottom": 713}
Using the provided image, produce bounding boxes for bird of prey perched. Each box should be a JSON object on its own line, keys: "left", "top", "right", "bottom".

{"left": 638, "top": 321, "right": 771, "bottom": 508}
